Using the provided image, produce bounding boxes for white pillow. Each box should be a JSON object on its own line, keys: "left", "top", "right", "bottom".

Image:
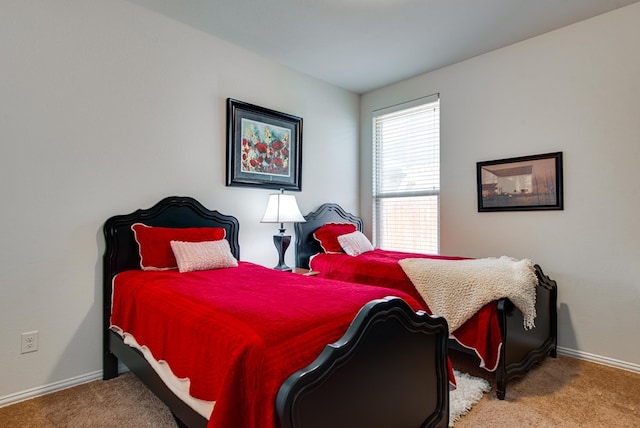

{"left": 337, "top": 231, "right": 374, "bottom": 257}
{"left": 170, "top": 240, "right": 238, "bottom": 273}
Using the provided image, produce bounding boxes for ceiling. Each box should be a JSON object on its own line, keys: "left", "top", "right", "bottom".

{"left": 126, "top": 0, "right": 639, "bottom": 94}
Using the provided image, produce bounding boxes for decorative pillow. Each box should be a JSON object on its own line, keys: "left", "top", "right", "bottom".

{"left": 337, "top": 231, "right": 374, "bottom": 257}
{"left": 313, "top": 223, "right": 357, "bottom": 253}
{"left": 170, "top": 240, "right": 238, "bottom": 273}
{"left": 131, "top": 223, "right": 226, "bottom": 270}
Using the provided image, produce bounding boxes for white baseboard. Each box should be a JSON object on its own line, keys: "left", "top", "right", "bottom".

{"left": 0, "top": 370, "right": 102, "bottom": 409}
{"left": 557, "top": 346, "right": 640, "bottom": 373}
{"left": 0, "top": 363, "right": 131, "bottom": 409}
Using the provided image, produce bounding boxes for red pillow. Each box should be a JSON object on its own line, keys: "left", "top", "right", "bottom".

{"left": 313, "top": 223, "right": 357, "bottom": 253}
{"left": 131, "top": 223, "right": 226, "bottom": 270}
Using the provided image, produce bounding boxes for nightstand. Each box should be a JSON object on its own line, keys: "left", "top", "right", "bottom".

{"left": 293, "top": 268, "right": 320, "bottom": 276}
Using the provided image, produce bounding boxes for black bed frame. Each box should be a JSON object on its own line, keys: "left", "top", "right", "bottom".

{"left": 295, "top": 203, "right": 558, "bottom": 400}
{"left": 103, "top": 196, "right": 450, "bottom": 427}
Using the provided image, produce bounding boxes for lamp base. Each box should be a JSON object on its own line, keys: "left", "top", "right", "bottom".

{"left": 273, "top": 234, "right": 292, "bottom": 271}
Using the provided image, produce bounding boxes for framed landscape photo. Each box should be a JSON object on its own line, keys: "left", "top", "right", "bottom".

{"left": 226, "top": 98, "right": 302, "bottom": 191}
{"left": 477, "top": 152, "right": 563, "bottom": 212}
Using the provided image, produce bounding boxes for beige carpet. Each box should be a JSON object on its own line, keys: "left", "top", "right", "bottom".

{"left": 450, "top": 351, "right": 640, "bottom": 427}
{"left": 0, "top": 373, "right": 176, "bottom": 427}
{"left": 1, "top": 352, "right": 638, "bottom": 427}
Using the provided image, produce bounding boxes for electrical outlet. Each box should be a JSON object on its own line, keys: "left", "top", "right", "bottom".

{"left": 21, "top": 331, "right": 39, "bottom": 354}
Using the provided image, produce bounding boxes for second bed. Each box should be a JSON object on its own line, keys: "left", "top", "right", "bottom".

{"left": 295, "top": 202, "right": 558, "bottom": 400}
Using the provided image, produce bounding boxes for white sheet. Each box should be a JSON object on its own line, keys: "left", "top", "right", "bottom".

{"left": 110, "top": 326, "right": 215, "bottom": 420}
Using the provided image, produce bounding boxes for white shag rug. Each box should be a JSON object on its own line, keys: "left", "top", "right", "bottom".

{"left": 449, "top": 370, "right": 491, "bottom": 426}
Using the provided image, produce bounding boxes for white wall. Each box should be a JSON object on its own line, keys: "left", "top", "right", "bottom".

{"left": 0, "top": 0, "right": 359, "bottom": 399}
{"left": 361, "top": 4, "right": 640, "bottom": 367}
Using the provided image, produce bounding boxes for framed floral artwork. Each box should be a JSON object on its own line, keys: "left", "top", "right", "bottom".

{"left": 226, "top": 98, "right": 302, "bottom": 191}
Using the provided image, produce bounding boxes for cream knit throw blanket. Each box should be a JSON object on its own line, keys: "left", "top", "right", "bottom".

{"left": 398, "top": 256, "right": 538, "bottom": 333}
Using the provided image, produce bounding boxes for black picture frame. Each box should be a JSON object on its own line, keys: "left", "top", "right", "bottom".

{"left": 226, "top": 98, "right": 302, "bottom": 191}
{"left": 477, "top": 152, "right": 563, "bottom": 212}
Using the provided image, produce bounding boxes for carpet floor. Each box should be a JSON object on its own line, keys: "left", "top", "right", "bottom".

{"left": 1, "top": 351, "right": 638, "bottom": 427}
{"left": 450, "top": 350, "right": 640, "bottom": 427}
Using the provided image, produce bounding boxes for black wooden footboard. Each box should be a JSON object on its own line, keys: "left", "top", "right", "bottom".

{"left": 277, "top": 296, "right": 449, "bottom": 428}
{"left": 493, "top": 264, "right": 558, "bottom": 399}
{"left": 450, "top": 263, "right": 558, "bottom": 399}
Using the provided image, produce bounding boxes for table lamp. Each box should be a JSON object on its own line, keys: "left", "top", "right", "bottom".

{"left": 261, "top": 189, "right": 306, "bottom": 271}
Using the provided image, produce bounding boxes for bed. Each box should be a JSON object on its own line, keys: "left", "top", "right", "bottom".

{"left": 103, "top": 196, "right": 451, "bottom": 428}
{"left": 295, "top": 203, "right": 558, "bottom": 400}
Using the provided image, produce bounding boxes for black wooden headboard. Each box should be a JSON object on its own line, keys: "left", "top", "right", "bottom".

{"left": 294, "top": 203, "right": 363, "bottom": 269}
{"left": 103, "top": 196, "right": 240, "bottom": 283}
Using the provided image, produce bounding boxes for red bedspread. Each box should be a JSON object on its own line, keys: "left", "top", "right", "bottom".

{"left": 310, "top": 249, "right": 503, "bottom": 371}
{"left": 110, "top": 262, "right": 436, "bottom": 428}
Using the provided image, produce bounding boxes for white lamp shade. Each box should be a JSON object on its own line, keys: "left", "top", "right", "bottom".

{"left": 261, "top": 193, "right": 306, "bottom": 223}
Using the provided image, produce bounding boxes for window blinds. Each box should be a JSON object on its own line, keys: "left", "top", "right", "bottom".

{"left": 373, "top": 95, "right": 440, "bottom": 254}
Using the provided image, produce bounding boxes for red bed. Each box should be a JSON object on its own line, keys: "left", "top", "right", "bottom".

{"left": 103, "top": 196, "right": 451, "bottom": 428}
{"left": 295, "top": 203, "right": 558, "bottom": 400}
{"left": 309, "top": 249, "right": 504, "bottom": 371}
{"left": 111, "top": 262, "right": 436, "bottom": 427}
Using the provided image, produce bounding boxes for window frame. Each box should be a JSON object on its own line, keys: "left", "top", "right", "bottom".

{"left": 372, "top": 94, "right": 440, "bottom": 254}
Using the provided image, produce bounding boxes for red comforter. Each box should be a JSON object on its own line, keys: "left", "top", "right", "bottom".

{"left": 310, "top": 249, "right": 503, "bottom": 371}
{"left": 110, "top": 262, "right": 435, "bottom": 428}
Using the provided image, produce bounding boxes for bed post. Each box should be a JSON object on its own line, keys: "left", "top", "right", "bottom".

{"left": 103, "top": 215, "right": 124, "bottom": 380}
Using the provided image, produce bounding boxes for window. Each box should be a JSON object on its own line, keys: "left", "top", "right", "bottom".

{"left": 372, "top": 94, "right": 440, "bottom": 254}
